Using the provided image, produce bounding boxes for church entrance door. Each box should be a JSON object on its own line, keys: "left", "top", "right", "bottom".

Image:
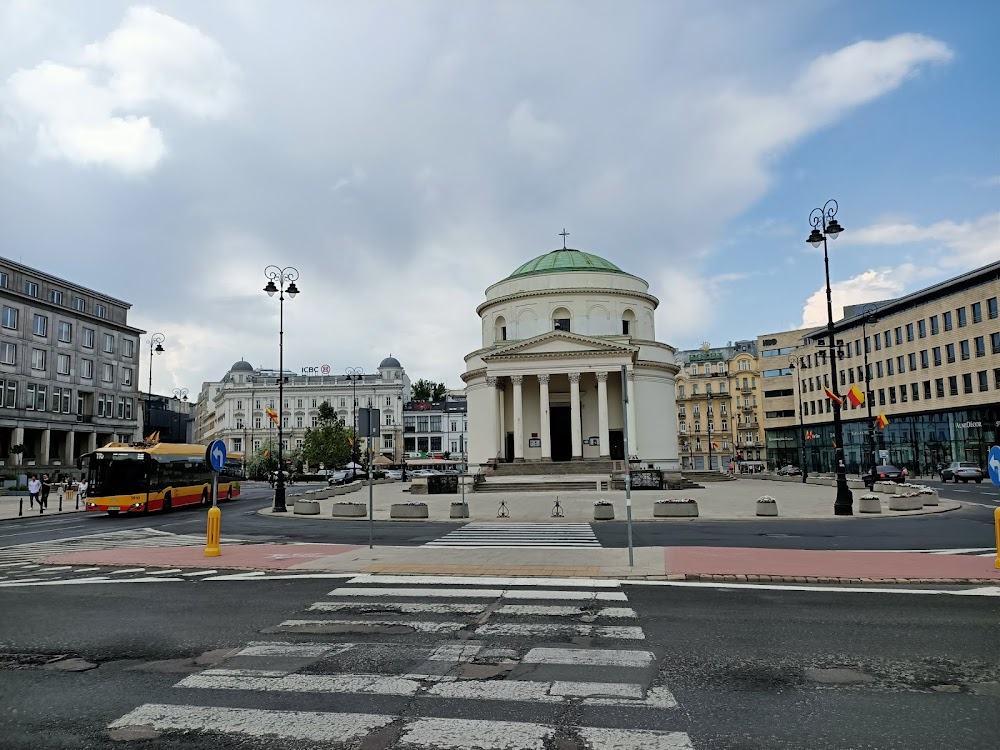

{"left": 609, "top": 430, "right": 625, "bottom": 460}
{"left": 505, "top": 432, "right": 514, "bottom": 463}
{"left": 550, "top": 406, "right": 572, "bottom": 462}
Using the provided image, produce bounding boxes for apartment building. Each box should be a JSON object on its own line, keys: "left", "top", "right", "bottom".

{"left": 0, "top": 258, "right": 144, "bottom": 474}
{"left": 675, "top": 341, "right": 765, "bottom": 470}
{"left": 764, "top": 261, "right": 1000, "bottom": 475}
{"left": 403, "top": 391, "right": 468, "bottom": 458}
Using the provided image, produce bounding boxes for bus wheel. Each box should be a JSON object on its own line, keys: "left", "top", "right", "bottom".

{"left": 162, "top": 495, "right": 172, "bottom": 513}
{"left": 201, "top": 489, "right": 209, "bottom": 506}
{"left": 107, "top": 510, "right": 120, "bottom": 517}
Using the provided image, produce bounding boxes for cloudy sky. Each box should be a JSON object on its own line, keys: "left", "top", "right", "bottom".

{"left": 1, "top": 1, "right": 997, "bottom": 395}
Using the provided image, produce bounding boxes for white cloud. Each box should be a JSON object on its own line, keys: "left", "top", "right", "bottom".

{"left": 507, "top": 100, "right": 569, "bottom": 164}
{"left": 1, "top": 5, "right": 237, "bottom": 174}
{"left": 799, "top": 263, "right": 938, "bottom": 327}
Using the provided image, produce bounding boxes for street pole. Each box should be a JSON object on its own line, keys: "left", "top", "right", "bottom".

{"left": 264, "top": 266, "right": 300, "bottom": 513}
{"left": 707, "top": 391, "right": 714, "bottom": 472}
{"left": 807, "top": 199, "right": 853, "bottom": 515}
{"left": 146, "top": 334, "right": 164, "bottom": 441}
{"left": 347, "top": 368, "right": 363, "bottom": 479}
{"left": 620, "top": 365, "right": 634, "bottom": 567}
{"left": 861, "top": 313, "right": 878, "bottom": 489}
{"left": 789, "top": 355, "right": 808, "bottom": 483}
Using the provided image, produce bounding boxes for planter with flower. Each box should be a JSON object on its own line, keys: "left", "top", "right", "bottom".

{"left": 858, "top": 494, "right": 882, "bottom": 514}
{"left": 755, "top": 495, "right": 778, "bottom": 516}
{"left": 653, "top": 498, "right": 699, "bottom": 517}
{"left": 594, "top": 500, "right": 615, "bottom": 520}
{"left": 331, "top": 501, "right": 366, "bottom": 518}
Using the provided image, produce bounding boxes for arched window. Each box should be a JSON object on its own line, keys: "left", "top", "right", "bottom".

{"left": 552, "top": 307, "right": 571, "bottom": 333}
{"left": 622, "top": 308, "right": 637, "bottom": 336}
{"left": 494, "top": 315, "right": 507, "bottom": 342}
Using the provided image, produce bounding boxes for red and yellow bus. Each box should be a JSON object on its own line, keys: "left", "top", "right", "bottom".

{"left": 79, "top": 442, "right": 243, "bottom": 516}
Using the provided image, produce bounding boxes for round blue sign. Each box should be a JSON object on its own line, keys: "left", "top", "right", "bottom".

{"left": 206, "top": 439, "right": 227, "bottom": 473}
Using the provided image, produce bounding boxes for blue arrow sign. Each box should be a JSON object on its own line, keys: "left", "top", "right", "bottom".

{"left": 206, "top": 439, "right": 227, "bottom": 473}
{"left": 988, "top": 445, "right": 1000, "bottom": 487}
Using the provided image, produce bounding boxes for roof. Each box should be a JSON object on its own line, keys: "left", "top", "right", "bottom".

{"left": 379, "top": 355, "right": 401, "bottom": 368}
{"left": 506, "top": 248, "right": 627, "bottom": 280}
{"left": 230, "top": 360, "right": 254, "bottom": 372}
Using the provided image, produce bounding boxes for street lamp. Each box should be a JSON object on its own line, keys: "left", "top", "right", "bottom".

{"left": 788, "top": 355, "right": 808, "bottom": 483}
{"left": 246, "top": 375, "right": 256, "bottom": 480}
{"left": 146, "top": 333, "right": 165, "bottom": 441}
{"left": 707, "top": 391, "right": 714, "bottom": 472}
{"left": 263, "top": 265, "right": 300, "bottom": 513}
{"left": 807, "top": 199, "right": 853, "bottom": 515}
{"left": 346, "top": 367, "right": 364, "bottom": 477}
{"left": 860, "top": 311, "right": 879, "bottom": 489}
{"left": 172, "top": 388, "right": 188, "bottom": 402}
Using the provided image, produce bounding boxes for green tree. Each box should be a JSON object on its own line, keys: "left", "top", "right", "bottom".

{"left": 302, "top": 414, "right": 353, "bottom": 472}
{"left": 317, "top": 400, "right": 337, "bottom": 425}
{"left": 246, "top": 438, "right": 280, "bottom": 480}
{"left": 411, "top": 379, "right": 448, "bottom": 402}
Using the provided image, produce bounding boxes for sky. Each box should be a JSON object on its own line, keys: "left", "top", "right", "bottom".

{"left": 1, "top": 0, "right": 997, "bottom": 395}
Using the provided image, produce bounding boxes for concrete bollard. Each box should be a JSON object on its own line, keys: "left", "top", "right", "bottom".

{"left": 995, "top": 507, "right": 1000, "bottom": 570}
{"left": 19, "top": 497, "right": 23, "bottom": 517}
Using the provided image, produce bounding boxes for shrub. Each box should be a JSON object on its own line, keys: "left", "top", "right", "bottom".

{"left": 757, "top": 495, "right": 777, "bottom": 503}
{"left": 860, "top": 494, "right": 880, "bottom": 501}
{"left": 656, "top": 498, "right": 696, "bottom": 504}
{"left": 373, "top": 470, "right": 386, "bottom": 480}
{"left": 334, "top": 501, "right": 364, "bottom": 505}
{"left": 594, "top": 500, "right": 613, "bottom": 506}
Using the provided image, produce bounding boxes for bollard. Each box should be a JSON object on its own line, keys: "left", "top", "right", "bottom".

{"left": 995, "top": 507, "right": 1000, "bottom": 570}
{"left": 58, "top": 494, "right": 63, "bottom": 512}
{"left": 19, "top": 497, "right": 23, "bottom": 517}
{"left": 75, "top": 492, "right": 79, "bottom": 511}
{"left": 497, "top": 499, "right": 510, "bottom": 518}
{"left": 39, "top": 500, "right": 44, "bottom": 515}
{"left": 205, "top": 506, "right": 222, "bottom": 557}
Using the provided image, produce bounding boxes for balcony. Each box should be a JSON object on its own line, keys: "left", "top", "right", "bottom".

{"left": 741, "top": 406, "right": 754, "bottom": 414}
{"left": 739, "top": 386, "right": 753, "bottom": 393}
{"left": 76, "top": 414, "right": 94, "bottom": 423}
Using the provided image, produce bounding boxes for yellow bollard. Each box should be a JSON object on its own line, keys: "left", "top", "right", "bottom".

{"left": 995, "top": 507, "right": 1000, "bottom": 570}
{"left": 205, "top": 506, "right": 221, "bottom": 557}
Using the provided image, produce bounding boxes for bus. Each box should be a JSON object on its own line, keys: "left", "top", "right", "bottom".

{"left": 78, "top": 442, "right": 243, "bottom": 516}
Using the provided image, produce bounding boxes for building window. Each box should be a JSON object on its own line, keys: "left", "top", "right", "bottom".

{"left": 873, "top": 336, "right": 881, "bottom": 351}
{"left": 57, "top": 321, "right": 72, "bottom": 343}
{"left": 932, "top": 347, "right": 941, "bottom": 366}
{"left": 82, "top": 327, "right": 94, "bottom": 348}
{"left": 889, "top": 386, "right": 896, "bottom": 404}
{"left": 918, "top": 319, "right": 926, "bottom": 338}
{"left": 989, "top": 298, "right": 999, "bottom": 320}
{"left": 978, "top": 370, "right": 989, "bottom": 392}
{"left": 911, "top": 383, "right": 919, "bottom": 401}
{"left": 254, "top": 417, "right": 261, "bottom": 429}
{"left": 74, "top": 297, "right": 86, "bottom": 312}
{"left": 962, "top": 373, "right": 973, "bottom": 394}
{"left": 50, "top": 289, "right": 63, "bottom": 305}
{"left": 24, "top": 280, "right": 38, "bottom": 297}
{"left": 959, "top": 340, "right": 970, "bottom": 360}
{"left": 386, "top": 396, "right": 391, "bottom": 407}
{"left": 943, "top": 311, "right": 953, "bottom": 331}
{"left": 945, "top": 343, "right": 955, "bottom": 363}
{"left": 907, "top": 352, "right": 916, "bottom": 371}
{"left": 934, "top": 378, "right": 944, "bottom": 397}
{"left": 0, "top": 273, "right": 6, "bottom": 288}
{"left": 102, "top": 363, "right": 114, "bottom": 382}
{"left": 340, "top": 398, "right": 346, "bottom": 407}
{"left": 957, "top": 307, "right": 967, "bottom": 328}
{"left": 1, "top": 306, "right": 17, "bottom": 330}
{"left": 57, "top": 353, "right": 70, "bottom": 375}
{"left": 233, "top": 438, "right": 242, "bottom": 452}
{"left": 103, "top": 333, "right": 114, "bottom": 353}
{"left": 622, "top": 320, "right": 630, "bottom": 335}
{"left": 121, "top": 366, "right": 132, "bottom": 385}
{"left": 296, "top": 399, "right": 303, "bottom": 408}
{"left": 878, "top": 389, "right": 885, "bottom": 406}
{"left": 96, "top": 304, "right": 107, "bottom": 319}
{"left": 883, "top": 331, "right": 891, "bottom": 348}
{"left": 296, "top": 416, "right": 303, "bottom": 428}
{"left": 311, "top": 416, "right": 318, "bottom": 427}
{"left": 0, "top": 342, "right": 14, "bottom": 365}
{"left": 36, "top": 385, "right": 47, "bottom": 411}
{"left": 995, "top": 369, "right": 1000, "bottom": 390}
{"left": 125, "top": 397, "right": 133, "bottom": 420}
{"left": 973, "top": 336, "right": 985, "bottom": 357}
{"left": 81, "top": 359, "right": 93, "bottom": 379}
{"left": 52, "top": 387, "right": 63, "bottom": 412}
{"left": 923, "top": 380, "right": 932, "bottom": 399}
{"left": 886, "top": 360, "right": 894, "bottom": 376}
{"left": 992, "top": 332, "right": 1000, "bottom": 354}
{"left": 930, "top": 315, "right": 939, "bottom": 335}
{"left": 948, "top": 375, "right": 958, "bottom": 396}
{"left": 26, "top": 383, "right": 35, "bottom": 410}
{"left": 32, "top": 314, "right": 47, "bottom": 336}
{"left": 894, "top": 327, "right": 902, "bottom": 345}
{"left": 31, "top": 349, "right": 46, "bottom": 371}
{"left": 122, "top": 339, "right": 134, "bottom": 357}
{"left": 972, "top": 302, "right": 982, "bottom": 324}
{"left": 311, "top": 398, "right": 317, "bottom": 408}
{"left": 905, "top": 323, "right": 914, "bottom": 342}
{"left": 876, "top": 362, "right": 883, "bottom": 378}
{"left": 1, "top": 379, "right": 14, "bottom": 408}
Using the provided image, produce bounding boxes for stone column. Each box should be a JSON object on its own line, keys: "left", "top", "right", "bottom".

{"left": 487, "top": 377, "right": 499, "bottom": 460}
{"left": 538, "top": 374, "right": 551, "bottom": 460}
{"left": 625, "top": 370, "right": 638, "bottom": 459}
{"left": 596, "top": 371, "right": 610, "bottom": 458}
{"left": 497, "top": 380, "right": 506, "bottom": 460}
{"left": 40, "top": 429, "right": 50, "bottom": 465}
{"left": 88, "top": 432, "right": 97, "bottom": 452}
{"left": 511, "top": 375, "right": 524, "bottom": 461}
{"left": 12, "top": 426, "right": 24, "bottom": 465}
{"left": 65, "top": 431, "right": 75, "bottom": 465}
{"left": 569, "top": 373, "right": 583, "bottom": 459}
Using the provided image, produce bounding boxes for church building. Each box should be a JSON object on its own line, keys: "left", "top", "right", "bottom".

{"left": 463, "top": 241, "right": 680, "bottom": 472}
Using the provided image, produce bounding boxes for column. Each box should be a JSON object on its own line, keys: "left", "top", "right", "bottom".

{"left": 88, "top": 432, "right": 97, "bottom": 452}
{"left": 538, "top": 374, "right": 551, "bottom": 460}
{"left": 596, "top": 371, "right": 610, "bottom": 458}
{"left": 569, "top": 372, "right": 583, "bottom": 459}
{"left": 511, "top": 375, "right": 524, "bottom": 461}
{"left": 487, "top": 377, "right": 499, "bottom": 460}
{"left": 625, "top": 370, "right": 638, "bottom": 459}
{"left": 12, "top": 427, "right": 23, "bottom": 465}
{"left": 65, "top": 431, "right": 75, "bottom": 465}
{"left": 40, "top": 429, "right": 50, "bottom": 465}
{"left": 497, "top": 380, "right": 506, "bottom": 459}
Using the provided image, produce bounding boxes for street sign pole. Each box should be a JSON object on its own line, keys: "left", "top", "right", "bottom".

{"left": 204, "top": 439, "right": 226, "bottom": 557}
{"left": 621, "top": 365, "right": 634, "bottom": 567}
{"left": 987, "top": 445, "right": 1000, "bottom": 569}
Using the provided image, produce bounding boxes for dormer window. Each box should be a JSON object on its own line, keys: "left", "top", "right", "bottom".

{"left": 622, "top": 309, "right": 636, "bottom": 336}
{"left": 622, "top": 320, "right": 630, "bottom": 335}
{"left": 494, "top": 315, "right": 507, "bottom": 342}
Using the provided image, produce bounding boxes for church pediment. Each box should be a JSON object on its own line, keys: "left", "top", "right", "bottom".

{"left": 485, "top": 331, "right": 636, "bottom": 361}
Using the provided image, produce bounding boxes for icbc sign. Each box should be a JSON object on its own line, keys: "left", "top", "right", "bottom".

{"left": 301, "top": 364, "right": 332, "bottom": 375}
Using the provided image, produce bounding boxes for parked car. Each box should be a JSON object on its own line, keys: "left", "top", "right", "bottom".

{"left": 326, "top": 470, "right": 349, "bottom": 486}
{"left": 940, "top": 461, "right": 984, "bottom": 483}
{"left": 863, "top": 465, "right": 904, "bottom": 484}
{"left": 776, "top": 465, "right": 802, "bottom": 476}
{"left": 383, "top": 469, "right": 403, "bottom": 480}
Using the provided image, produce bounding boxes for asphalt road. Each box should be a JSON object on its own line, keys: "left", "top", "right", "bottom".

{"left": 1, "top": 576, "right": 996, "bottom": 748}
{"left": 1, "top": 481, "right": 997, "bottom": 553}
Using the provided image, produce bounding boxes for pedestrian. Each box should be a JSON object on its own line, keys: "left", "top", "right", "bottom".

{"left": 40, "top": 474, "right": 51, "bottom": 508}
{"left": 901, "top": 466, "right": 908, "bottom": 481}
{"left": 27, "top": 474, "right": 41, "bottom": 509}
{"left": 78, "top": 477, "right": 89, "bottom": 502}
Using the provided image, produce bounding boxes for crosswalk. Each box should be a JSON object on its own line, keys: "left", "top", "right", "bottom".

{"left": 109, "top": 573, "right": 695, "bottom": 748}
{"left": 424, "top": 521, "right": 602, "bottom": 548}
{"left": 908, "top": 547, "right": 997, "bottom": 557}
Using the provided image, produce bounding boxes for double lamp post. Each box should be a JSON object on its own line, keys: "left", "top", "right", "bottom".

{"left": 263, "top": 265, "right": 300, "bottom": 513}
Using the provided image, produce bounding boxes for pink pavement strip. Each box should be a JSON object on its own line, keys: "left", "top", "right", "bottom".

{"left": 664, "top": 546, "right": 1000, "bottom": 580}
{"left": 40, "top": 543, "right": 364, "bottom": 571}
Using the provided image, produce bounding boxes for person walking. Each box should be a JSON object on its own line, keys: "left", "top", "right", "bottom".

{"left": 78, "top": 477, "right": 89, "bottom": 503}
{"left": 40, "top": 474, "right": 51, "bottom": 509}
{"left": 27, "top": 474, "right": 41, "bottom": 509}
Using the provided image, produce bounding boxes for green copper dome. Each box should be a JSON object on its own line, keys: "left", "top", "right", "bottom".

{"left": 506, "top": 249, "right": 626, "bottom": 280}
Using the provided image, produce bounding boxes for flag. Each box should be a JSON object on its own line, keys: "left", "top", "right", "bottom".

{"left": 263, "top": 449, "right": 270, "bottom": 457}
{"left": 804, "top": 430, "right": 815, "bottom": 440}
{"left": 823, "top": 387, "right": 843, "bottom": 406}
{"left": 876, "top": 413, "right": 889, "bottom": 430}
{"left": 712, "top": 441, "right": 719, "bottom": 449}
{"left": 846, "top": 383, "right": 865, "bottom": 407}
{"left": 266, "top": 407, "right": 279, "bottom": 425}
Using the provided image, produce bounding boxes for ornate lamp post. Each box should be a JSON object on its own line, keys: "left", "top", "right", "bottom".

{"left": 788, "top": 355, "right": 808, "bottom": 483}
{"left": 859, "top": 311, "right": 880, "bottom": 489}
{"left": 707, "top": 391, "right": 714, "bottom": 472}
{"left": 807, "top": 199, "right": 853, "bottom": 515}
{"left": 171, "top": 388, "right": 188, "bottom": 402}
{"left": 263, "top": 265, "right": 300, "bottom": 513}
{"left": 146, "top": 334, "right": 165, "bottom": 441}
{"left": 346, "top": 368, "right": 364, "bottom": 477}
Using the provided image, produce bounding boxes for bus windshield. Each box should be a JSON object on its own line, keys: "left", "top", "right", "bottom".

{"left": 86, "top": 452, "right": 150, "bottom": 497}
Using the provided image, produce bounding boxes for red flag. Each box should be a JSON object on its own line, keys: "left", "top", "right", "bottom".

{"left": 823, "top": 387, "right": 842, "bottom": 406}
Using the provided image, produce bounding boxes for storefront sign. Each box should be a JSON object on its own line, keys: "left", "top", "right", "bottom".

{"left": 301, "top": 365, "right": 332, "bottom": 375}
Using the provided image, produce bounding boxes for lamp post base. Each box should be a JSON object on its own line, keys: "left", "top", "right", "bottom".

{"left": 273, "top": 485, "right": 287, "bottom": 513}
{"left": 833, "top": 479, "right": 854, "bottom": 515}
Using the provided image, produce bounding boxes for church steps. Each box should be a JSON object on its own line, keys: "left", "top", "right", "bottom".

{"left": 474, "top": 479, "right": 611, "bottom": 493}
{"left": 486, "top": 460, "right": 616, "bottom": 477}
{"left": 682, "top": 471, "right": 737, "bottom": 483}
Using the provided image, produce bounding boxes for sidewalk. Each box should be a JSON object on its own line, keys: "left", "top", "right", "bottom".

{"left": 269, "top": 478, "right": 959, "bottom": 522}
{"left": 0, "top": 492, "right": 84, "bottom": 520}
{"left": 40, "top": 542, "right": 1000, "bottom": 585}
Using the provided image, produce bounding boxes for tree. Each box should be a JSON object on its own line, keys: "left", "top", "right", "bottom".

{"left": 302, "top": 416, "right": 353, "bottom": 472}
{"left": 317, "top": 400, "right": 337, "bottom": 425}
{"left": 246, "top": 439, "right": 280, "bottom": 480}
{"left": 412, "top": 379, "right": 448, "bottom": 402}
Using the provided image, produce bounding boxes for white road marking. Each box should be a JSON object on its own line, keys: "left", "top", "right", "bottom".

{"left": 584, "top": 685, "right": 678, "bottom": 709}
{"left": 203, "top": 571, "right": 268, "bottom": 580}
{"left": 474, "top": 623, "right": 645, "bottom": 639}
{"left": 927, "top": 548, "right": 995, "bottom": 554}
{"left": 505, "top": 590, "right": 628, "bottom": 601}
{"left": 181, "top": 570, "right": 217, "bottom": 576}
{"left": 108, "top": 704, "right": 394, "bottom": 743}
{"left": 107, "top": 568, "right": 146, "bottom": 575}
{"left": 550, "top": 680, "right": 645, "bottom": 698}
{"left": 623, "top": 580, "right": 1000, "bottom": 596}
{"left": 578, "top": 726, "right": 695, "bottom": 749}
{"left": 326, "top": 586, "right": 627, "bottom": 601}
{"left": 346, "top": 574, "right": 621, "bottom": 588}
{"left": 427, "top": 680, "right": 560, "bottom": 703}
{"left": 177, "top": 672, "right": 420, "bottom": 696}
{"left": 235, "top": 643, "right": 352, "bottom": 657}
{"left": 427, "top": 643, "right": 482, "bottom": 662}
{"left": 522, "top": 648, "right": 655, "bottom": 667}
{"left": 146, "top": 569, "right": 183, "bottom": 575}
{"left": 398, "top": 716, "right": 551, "bottom": 749}
{"left": 70, "top": 567, "right": 102, "bottom": 572}
{"left": 200, "top": 668, "right": 288, "bottom": 678}
{"left": 0, "top": 577, "right": 42, "bottom": 584}
{"left": 495, "top": 605, "right": 636, "bottom": 618}
{"left": 279, "top": 619, "right": 467, "bottom": 633}
{"left": 309, "top": 601, "right": 488, "bottom": 615}
{"left": 0, "top": 576, "right": 180, "bottom": 587}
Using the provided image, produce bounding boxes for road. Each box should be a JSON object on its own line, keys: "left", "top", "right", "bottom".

{"left": 2, "top": 481, "right": 996, "bottom": 554}
{"left": 1, "top": 574, "right": 996, "bottom": 748}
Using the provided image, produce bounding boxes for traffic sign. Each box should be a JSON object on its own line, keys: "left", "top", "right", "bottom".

{"left": 988, "top": 445, "right": 1000, "bottom": 487}
{"left": 206, "top": 439, "right": 227, "bottom": 473}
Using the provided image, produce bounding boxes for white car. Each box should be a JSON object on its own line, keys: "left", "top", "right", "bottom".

{"left": 383, "top": 469, "right": 403, "bottom": 480}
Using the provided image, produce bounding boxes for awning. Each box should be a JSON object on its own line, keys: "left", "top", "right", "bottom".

{"left": 372, "top": 455, "right": 393, "bottom": 466}
{"left": 405, "top": 458, "right": 462, "bottom": 466}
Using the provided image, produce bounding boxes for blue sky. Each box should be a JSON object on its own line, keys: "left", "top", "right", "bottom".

{"left": 0, "top": 1, "right": 996, "bottom": 391}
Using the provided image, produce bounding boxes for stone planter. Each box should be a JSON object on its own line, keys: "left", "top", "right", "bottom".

{"left": 391, "top": 503, "right": 428, "bottom": 519}
{"left": 756, "top": 499, "right": 778, "bottom": 516}
{"left": 858, "top": 495, "right": 882, "bottom": 514}
{"left": 888, "top": 494, "right": 922, "bottom": 511}
{"left": 875, "top": 481, "right": 899, "bottom": 494}
{"left": 920, "top": 491, "right": 939, "bottom": 507}
{"left": 409, "top": 478, "right": 429, "bottom": 495}
{"left": 654, "top": 501, "right": 698, "bottom": 517}
{"left": 450, "top": 502, "right": 470, "bottom": 519}
{"left": 594, "top": 504, "right": 615, "bottom": 521}
{"left": 293, "top": 500, "right": 321, "bottom": 515}
{"left": 331, "top": 503, "right": 366, "bottom": 518}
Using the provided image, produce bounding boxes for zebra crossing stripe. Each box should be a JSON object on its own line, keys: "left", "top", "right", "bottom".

{"left": 424, "top": 522, "right": 602, "bottom": 549}
{"left": 109, "top": 705, "right": 693, "bottom": 748}
{"left": 277, "top": 619, "right": 466, "bottom": 633}
{"left": 345, "top": 574, "right": 621, "bottom": 587}
{"left": 522, "top": 647, "right": 654, "bottom": 667}
{"left": 177, "top": 672, "right": 421, "bottom": 695}
{"left": 309, "top": 601, "right": 489, "bottom": 615}
{"left": 474, "top": 623, "right": 645, "bottom": 639}
{"left": 495, "top": 605, "right": 636, "bottom": 618}
{"left": 326, "top": 586, "right": 627, "bottom": 601}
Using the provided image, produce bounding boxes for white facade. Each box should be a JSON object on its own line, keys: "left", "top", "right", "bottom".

{"left": 195, "top": 357, "right": 411, "bottom": 461}
{"left": 463, "top": 249, "right": 680, "bottom": 470}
